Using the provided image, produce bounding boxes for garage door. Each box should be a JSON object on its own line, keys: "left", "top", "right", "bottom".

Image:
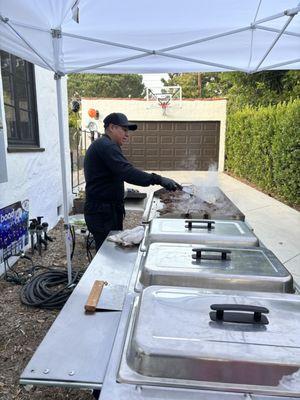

{"left": 122, "top": 121, "right": 220, "bottom": 170}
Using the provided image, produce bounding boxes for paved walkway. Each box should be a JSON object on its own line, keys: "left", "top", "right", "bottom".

{"left": 125, "top": 171, "right": 300, "bottom": 285}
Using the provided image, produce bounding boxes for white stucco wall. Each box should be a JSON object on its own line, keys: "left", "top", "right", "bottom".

{"left": 0, "top": 66, "right": 71, "bottom": 231}
{"left": 81, "top": 98, "right": 227, "bottom": 171}
{"left": 0, "top": 95, "right": 7, "bottom": 183}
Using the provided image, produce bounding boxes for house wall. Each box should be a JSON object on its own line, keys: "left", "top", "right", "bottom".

{"left": 0, "top": 97, "right": 7, "bottom": 183}
{"left": 0, "top": 66, "right": 72, "bottom": 232}
{"left": 81, "top": 98, "right": 227, "bottom": 171}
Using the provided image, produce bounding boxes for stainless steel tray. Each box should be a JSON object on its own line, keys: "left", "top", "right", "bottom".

{"left": 118, "top": 287, "right": 300, "bottom": 397}
{"left": 135, "top": 243, "right": 293, "bottom": 293}
{"left": 142, "top": 187, "right": 245, "bottom": 222}
{"left": 141, "top": 218, "right": 259, "bottom": 249}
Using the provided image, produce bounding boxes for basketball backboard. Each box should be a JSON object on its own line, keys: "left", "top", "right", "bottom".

{"left": 146, "top": 86, "right": 182, "bottom": 115}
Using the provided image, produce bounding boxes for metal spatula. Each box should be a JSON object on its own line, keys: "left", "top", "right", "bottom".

{"left": 181, "top": 186, "right": 195, "bottom": 197}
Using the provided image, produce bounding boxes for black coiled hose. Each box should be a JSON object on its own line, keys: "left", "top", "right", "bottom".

{"left": 20, "top": 269, "right": 84, "bottom": 310}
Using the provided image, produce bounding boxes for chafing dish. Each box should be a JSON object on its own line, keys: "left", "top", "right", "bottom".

{"left": 141, "top": 218, "right": 259, "bottom": 249}
{"left": 135, "top": 243, "right": 293, "bottom": 293}
{"left": 118, "top": 287, "right": 300, "bottom": 397}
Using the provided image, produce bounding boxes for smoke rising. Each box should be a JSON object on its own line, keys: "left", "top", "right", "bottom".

{"left": 157, "top": 163, "right": 239, "bottom": 219}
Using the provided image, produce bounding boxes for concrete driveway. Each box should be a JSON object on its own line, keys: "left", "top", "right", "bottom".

{"left": 125, "top": 171, "right": 300, "bottom": 285}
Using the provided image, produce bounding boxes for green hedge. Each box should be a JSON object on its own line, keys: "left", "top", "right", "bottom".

{"left": 225, "top": 99, "right": 300, "bottom": 206}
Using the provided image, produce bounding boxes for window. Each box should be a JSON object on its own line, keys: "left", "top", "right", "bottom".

{"left": 0, "top": 113, "right": 8, "bottom": 183}
{"left": 1, "top": 51, "right": 39, "bottom": 148}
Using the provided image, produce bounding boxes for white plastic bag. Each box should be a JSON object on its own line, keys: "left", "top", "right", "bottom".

{"left": 108, "top": 226, "right": 144, "bottom": 247}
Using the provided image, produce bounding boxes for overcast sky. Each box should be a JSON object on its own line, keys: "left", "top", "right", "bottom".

{"left": 142, "top": 73, "right": 169, "bottom": 89}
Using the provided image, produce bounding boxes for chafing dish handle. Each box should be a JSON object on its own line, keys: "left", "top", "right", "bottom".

{"left": 192, "top": 248, "right": 231, "bottom": 260}
{"left": 210, "top": 304, "right": 269, "bottom": 325}
{"left": 185, "top": 219, "right": 215, "bottom": 230}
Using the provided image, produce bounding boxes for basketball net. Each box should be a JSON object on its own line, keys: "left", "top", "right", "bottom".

{"left": 158, "top": 98, "right": 170, "bottom": 116}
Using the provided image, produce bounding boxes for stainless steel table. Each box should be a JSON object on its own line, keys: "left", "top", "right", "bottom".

{"left": 20, "top": 235, "right": 138, "bottom": 389}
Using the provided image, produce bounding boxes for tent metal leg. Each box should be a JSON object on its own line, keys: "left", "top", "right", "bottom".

{"left": 55, "top": 75, "right": 72, "bottom": 284}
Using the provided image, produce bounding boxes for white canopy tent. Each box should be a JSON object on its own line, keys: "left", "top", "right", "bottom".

{"left": 1, "top": 0, "right": 299, "bottom": 282}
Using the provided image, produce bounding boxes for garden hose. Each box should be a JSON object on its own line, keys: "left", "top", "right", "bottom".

{"left": 20, "top": 269, "right": 84, "bottom": 310}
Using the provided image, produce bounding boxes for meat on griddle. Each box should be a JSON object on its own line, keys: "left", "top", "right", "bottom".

{"left": 158, "top": 188, "right": 221, "bottom": 218}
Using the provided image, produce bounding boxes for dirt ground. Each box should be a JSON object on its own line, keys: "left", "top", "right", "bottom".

{"left": 0, "top": 211, "right": 143, "bottom": 400}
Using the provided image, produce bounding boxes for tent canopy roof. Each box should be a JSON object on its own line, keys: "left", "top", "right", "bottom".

{"left": 0, "top": 0, "right": 300, "bottom": 75}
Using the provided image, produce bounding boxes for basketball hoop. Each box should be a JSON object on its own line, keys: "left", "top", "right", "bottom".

{"left": 146, "top": 86, "right": 182, "bottom": 116}
{"left": 159, "top": 98, "right": 170, "bottom": 115}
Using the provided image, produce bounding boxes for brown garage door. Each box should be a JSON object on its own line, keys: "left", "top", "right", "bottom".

{"left": 122, "top": 121, "right": 220, "bottom": 170}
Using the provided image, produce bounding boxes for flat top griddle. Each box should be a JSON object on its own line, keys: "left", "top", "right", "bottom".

{"left": 143, "top": 186, "right": 245, "bottom": 222}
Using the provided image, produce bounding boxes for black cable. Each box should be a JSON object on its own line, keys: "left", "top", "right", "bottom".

{"left": 86, "top": 232, "right": 95, "bottom": 262}
{"left": 3, "top": 253, "right": 27, "bottom": 285}
{"left": 20, "top": 269, "right": 84, "bottom": 309}
{"left": 2, "top": 250, "right": 85, "bottom": 310}
{"left": 70, "top": 225, "right": 76, "bottom": 260}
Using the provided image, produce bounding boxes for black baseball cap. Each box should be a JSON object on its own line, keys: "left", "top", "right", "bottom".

{"left": 103, "top": 112, "right": 137, "bottom": 131}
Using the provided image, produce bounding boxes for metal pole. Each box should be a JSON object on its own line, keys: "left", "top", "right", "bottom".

{"left": 253, "top": 14, "right": 296, "bottom": 73}
{"left": 197, "top": 73, "right": 202, "bottom": 98}
{"left": 76, "top": 128, "right": 80, "bottom": 188}
{"left": 257, "top": 57, "right": 300, "bottom": 72}
{"left": 55, "top": 75, "right": 73, "bottom": 284}
{"left": 0, "top": 16, "right": 56, "bottom": 73}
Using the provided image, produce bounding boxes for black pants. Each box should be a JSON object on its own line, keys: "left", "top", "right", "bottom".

{"left": 84, "top": 202, "right": 125, "bottom": 251}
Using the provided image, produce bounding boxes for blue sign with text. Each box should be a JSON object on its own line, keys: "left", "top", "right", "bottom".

{"left": 0, "top": 200, "right": 29, "bottom": 262}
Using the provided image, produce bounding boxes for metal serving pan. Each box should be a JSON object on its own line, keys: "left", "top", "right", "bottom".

{"left": 135, "top": 243, "right": 293, "bottom": 293}
{"left": 118, "top": 287, "right": 300, "bottom": 397}
{"left": 142, "top": 187, "right": 245, "bottom": 222}
{"left": 141, "top": 218, "right": 259, "bottom": 250}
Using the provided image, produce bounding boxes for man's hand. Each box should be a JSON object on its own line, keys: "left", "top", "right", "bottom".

{"left": 160, "top": 176, "right": 182, "bottom": 191}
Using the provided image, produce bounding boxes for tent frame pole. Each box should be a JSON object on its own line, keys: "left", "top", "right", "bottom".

{"left": 254, "top": 6, "right": 300, "bottom": 25}
{"left": 257, "top": 57, "right": 300, "bottom": 72}
{"left": 0, "top": 15, "right": 73, "bottom": 283}
{"left": 52, "top": 27, "right": 73, "bottom": 285}
{"left": 257, "top": 25, "right": 300, "bottom": 38}
{"left": 1, "top": 4, "right": 299, "bottom": 75}
{"left": 0, "top": 16, "right": 55, "bottom": 72}
{"left": 54, "top": 74, "right": 73, "bottom": 285}
{"left": 69, "top": 53, "right": 150, "bottom": 74}
{"left": 253, "top": 13, "right": 297, "bottom": 72}
{"left": 155, "top": 52, "right": 246, "bottom": 72}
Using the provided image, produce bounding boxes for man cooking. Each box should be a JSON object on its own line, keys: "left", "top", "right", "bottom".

{"left": 84, "top": 112, "right": 182, "bottom": 251}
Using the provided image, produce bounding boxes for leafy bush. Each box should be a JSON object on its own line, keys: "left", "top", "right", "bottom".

{"left": 225, "top": 99, "right": 300, "bottom": 206}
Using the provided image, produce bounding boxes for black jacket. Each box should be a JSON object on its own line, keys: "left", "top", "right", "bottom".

{"left": 84, "top": 135, "right": 160, "bottom": 206}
